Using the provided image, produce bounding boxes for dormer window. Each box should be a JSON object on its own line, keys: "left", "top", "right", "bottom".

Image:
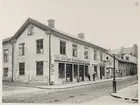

{"left": 27, "top": 25, "right": 34, "bottom": 35}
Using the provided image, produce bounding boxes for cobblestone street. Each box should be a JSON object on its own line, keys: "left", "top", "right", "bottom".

{"left": 2, "top": 76, "right": 137, "bottom": 103}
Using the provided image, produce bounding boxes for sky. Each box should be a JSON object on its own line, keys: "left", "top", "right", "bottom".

{"left": 0, "top": 0, "right": 139, "bottom": 50}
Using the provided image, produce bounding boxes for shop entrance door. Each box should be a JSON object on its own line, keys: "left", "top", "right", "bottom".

{"left": 79, "top": 65, "right": 84, "bottom": 81}
{"left": 66, "top": 64, "right": 72, "bottom": 82}
{"left": 100, "top": 67, "right": 105, "bottom": 79}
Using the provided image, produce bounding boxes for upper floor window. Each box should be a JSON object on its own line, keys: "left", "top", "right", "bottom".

{"left": 36, "top": 39, "right": 43, "bottom": 54}
{"left": 36, "top": 61, "right": 43, "bottom": 75}
{"left": 72, "top": 44, "right": 77, "bottom": 57}
{"left": 3, "top": 49, "right": 8, "bottom": 62}
{"left": 100, "top": 51, "right": 103, "bottom": 62}
{"left": 19, "top": 43, "right": 25, "bottom": 56}
{"left": 84, "top": 47, "right": 88, "bottom": 59}
{"left": 19, "top": 62, "right": 25, "bottom": 75}
{"left": 94, "top": 50, "right": 97, "bottom": 60}
{"left": 3, "top": 68, "right": 8, "bottom": 77}
{"left": 27, "top": 25, "right": 34, "bottom": 35}
{"left": 60, "top": 40, "right": 66, "bottom": 55}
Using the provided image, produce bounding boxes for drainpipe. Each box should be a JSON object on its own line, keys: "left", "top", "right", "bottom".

{"left": 46, "top": 30, "right": 51, "bottom": 85}
{"left": 11, "top": 39, "right": 16, "bottom": 82}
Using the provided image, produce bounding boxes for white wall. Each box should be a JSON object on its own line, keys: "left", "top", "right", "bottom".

{"left": 3, "top": 43, "right": 12, "bottom": 81}
{"left": 13, "top": 24, "right": 49, "bottom": 83}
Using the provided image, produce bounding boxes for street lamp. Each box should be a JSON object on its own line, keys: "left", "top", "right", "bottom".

{"left": 113, "top": 54, "right": 116, "bottom": 93}
{"left": 46, "top": 30, "right": 52, "bottom": 85}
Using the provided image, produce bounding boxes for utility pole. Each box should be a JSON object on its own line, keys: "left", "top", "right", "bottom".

{"left": 113, "top": 55, "right": 116, "bottom": 93}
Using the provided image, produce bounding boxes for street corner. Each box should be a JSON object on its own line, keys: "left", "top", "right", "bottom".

{"left": 110, "top": 92, "right": 138, "bottom": 103}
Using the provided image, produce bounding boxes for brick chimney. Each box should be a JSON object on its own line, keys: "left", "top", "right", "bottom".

{"left": 48, "top": 19, "right": 55, "bottom": 28}
{"left": 78, "top": 33, "right": 85, "bottom": 39}
{"left": 133, "top": 44, "right": 138, "bottom": 58}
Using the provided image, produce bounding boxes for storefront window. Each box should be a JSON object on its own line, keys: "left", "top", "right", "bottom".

{"left": 85, "top": 65, "right": 89, "bottom": 77}
{"left": 94, "top": 66, "right": 97, "bottom": 75}
{"left": 59, "top": 63, "right": 65, "bottom": 78}
{"left": 74, "top": 65, "right": 78, "bottom": 77}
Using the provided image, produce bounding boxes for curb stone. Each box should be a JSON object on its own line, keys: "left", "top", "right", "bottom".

{"left": 111, "top": 93, "right": 138, "bottom": 102}
{"left": 36, "top": 78, "right": 122, "bottom": 90}
{"left": 110, "top": 81, "right": 138, "bottom": 102}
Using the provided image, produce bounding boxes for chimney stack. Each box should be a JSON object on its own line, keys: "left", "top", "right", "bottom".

{"left": 48, "top": 19, "right": 55, "bottom": 28}
{"left": 78, "top": 33, "right": 85, "bottom": 39}
{"left": 133, "top": 44, "right": 138, "bottom": 58}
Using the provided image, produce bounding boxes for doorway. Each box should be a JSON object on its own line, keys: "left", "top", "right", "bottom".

{"left": 66, "top": 64, "right": 72, "bottom": 82}
{"left": 100, "top": 66, "right": 105, "bottom": 79}
{"left": 79, "top": 65, "right": 84, "bottom": 81}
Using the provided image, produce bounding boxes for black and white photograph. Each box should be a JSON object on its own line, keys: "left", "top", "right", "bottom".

{"left": 1, "top": 0, "right": 139, "bottom": 104}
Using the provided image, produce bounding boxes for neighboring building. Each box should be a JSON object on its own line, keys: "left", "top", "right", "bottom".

{"left": 105, "top": 47, "right": 138, "bottom": 79}
{"left": 2, "top": 18, "right": 107, "bottom": 85}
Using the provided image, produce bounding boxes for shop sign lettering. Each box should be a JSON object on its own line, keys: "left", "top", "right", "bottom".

{"left": 54, "top": 55, "right": 89, "bottom": 63}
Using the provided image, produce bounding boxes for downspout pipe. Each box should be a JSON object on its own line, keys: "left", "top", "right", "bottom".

{"left": 11, "top": 39, "right": 16, "bottom": 82}
{"left": 46, "top": 30, "right": 52, "bottom": 85}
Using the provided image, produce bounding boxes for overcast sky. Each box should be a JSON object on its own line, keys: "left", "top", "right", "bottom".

{"left": 0, "top": 0, "right": 139, "bottom": 49}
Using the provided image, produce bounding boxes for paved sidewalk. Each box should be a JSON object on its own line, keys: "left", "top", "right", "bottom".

{"left": 84, "top": 83, "right": 138, "bottom": 104}
{"left": 111, "top": 83, "right": 138, "bottom": 102}
{"left": 3, "top": 76, "right": 136, "bottom": 90}
{"left": 84, "top": 95, "right": 137, "bottom": 104}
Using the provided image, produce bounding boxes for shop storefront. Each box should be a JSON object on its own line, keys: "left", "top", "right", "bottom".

{"left": 52, "top": 55, "right": 90, "bottom": 84}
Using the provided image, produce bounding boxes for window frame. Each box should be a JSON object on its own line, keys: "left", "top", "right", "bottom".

{"left": 36, "top": 61, "right": 44, "bottom": 76}
{"left": 84, "top": 47, "right": 88, "bottom": 59}
{"left": 36, "top": 39, "right": 44, "bottom": 54}
{"left": 19, "top": 43, "right": 25, "bottom": 56}
{"left": 58, "top": 63, "right": 65, "bottom": 78}
{"left": 94, "top": 50, "right": 97, "bottom": 60}
{"left": 3, "top": 49, "right": 8, "bottom": 62}
{"left": 60, "top": 40, "right": 66, "bottom": 55}
{"left": 72, "top": 44, "right": 78, "bottom": 57}
{"left": 19, "top": 62, "right": 25, "bottom": 75}
{"left": 100, "top": 51, "right": 103, "bottom": 62}
{"left": 3, "top": 68, "right": 8, "bottom": 77}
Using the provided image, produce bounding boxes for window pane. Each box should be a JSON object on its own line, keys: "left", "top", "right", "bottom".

{"left": 19, "top": 63, "right": 25, "bottom": 75}
{"left": 36, "top": 39, "right": 43, "bottom": 54}
{"left": 74, "top": 65, "right": 78, "bottom": 77}
{"left": 85, "top": 66, "right": 88, "bottom": 76}
{"left": 60, "top": 41, "right": 66, "bottom": 55}
{"left": 36, "top": 61, "right": 43, "bottom": 75}
{"left": 4, "top": 49, "right": 8, "bottom": 62}
{"left": 59, "top": 63, "right": 65, "bottom": 78}
{"left": 3, "top": 68, "right": 8, "bottom": 77}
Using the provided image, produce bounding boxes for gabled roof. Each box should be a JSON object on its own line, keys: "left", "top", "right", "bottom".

{"left": 2, "top": 17, "right": 107, "bottom": 51}
{"left": 111, "top": 47, "right": 134, "bottom": 55}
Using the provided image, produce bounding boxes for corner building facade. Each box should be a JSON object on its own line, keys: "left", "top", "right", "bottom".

{"left": 2, "top": 18, "right": 107, "bottom": 85}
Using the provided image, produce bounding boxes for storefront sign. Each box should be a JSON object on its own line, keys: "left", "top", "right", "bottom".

{"left": 54, "top": 55, "right": 90, "bottom": 64}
